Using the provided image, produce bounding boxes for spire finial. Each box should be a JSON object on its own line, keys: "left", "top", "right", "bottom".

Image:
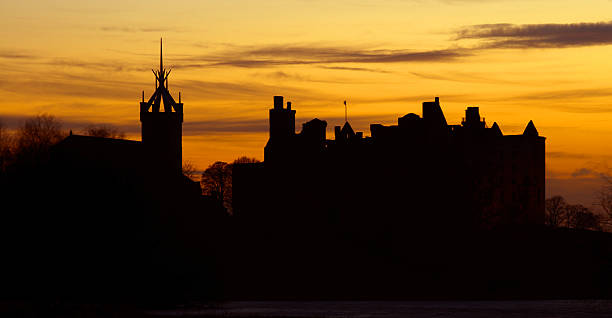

{"left": 160, "top": 37, "right": 163, "bottom": 75}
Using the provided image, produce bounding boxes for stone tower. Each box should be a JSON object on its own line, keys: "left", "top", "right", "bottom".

{"left": 140, "top": 38, "right": 183, "bottom": 175}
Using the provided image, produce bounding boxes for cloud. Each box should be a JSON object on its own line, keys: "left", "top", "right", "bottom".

{"left": 572, "top": 168, "right": 598, "bottom": 178}
{"left": 49, "top": 58, "right": 145, "bottom": 72}
{"left": 173, "top": 21, "right": 612, "bottom": 70}
{"left": 547, "top": 151, "right": 589, "bottom": 159}
{"left": 183, "top": 118, "right": 268, "bottom": 135}
{"left": 99, "top": 26, "right": 178, "bottom": 33}
{"left": 456, "top": 21, "right": 612, "bottom": 49}
{"left": 473, "top": 88, "right": 612, "bottom": 113}
{"left": 409, "top": 71, "right": 519, "bottom": 84}
{"left": 0, "top": 49, "right": 36, "bottom": 60}
{"left": 0, "top": 75, "right": 141, "bottom": 99}
{"left": 174, "top": 45, "right": 470, "bottom": 69}
{"left": 570, "top": 164, "right": 612, "bottom": 179}
{"left": 318, "top": 66, "right": 392, "bottom": 73}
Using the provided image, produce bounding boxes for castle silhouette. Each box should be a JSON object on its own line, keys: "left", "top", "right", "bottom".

{"left": 233, "top": 96, "right": 545, "bottom": 230}
{"left": 53, "top": 40, "right": 545, "bottom": 231}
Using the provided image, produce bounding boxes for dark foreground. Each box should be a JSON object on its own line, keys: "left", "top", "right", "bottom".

{"left": 4, "top": 300, "right": 612, "bottom": 318}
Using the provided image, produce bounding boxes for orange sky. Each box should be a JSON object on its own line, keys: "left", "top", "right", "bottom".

{"left": 2, "top": 0, "right": 612, "bottom": 206}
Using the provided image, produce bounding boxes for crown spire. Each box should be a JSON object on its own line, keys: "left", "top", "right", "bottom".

{"left": 141, "top": 38, "right": 181, "bottom": 115}
{"left": 160, "top": 37, "right": 163, "bottom": 76}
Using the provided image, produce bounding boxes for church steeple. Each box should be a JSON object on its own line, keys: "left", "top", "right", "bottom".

{"left": 141, "top": 38, "right": 181, "bottom": 114}
{"left": 140, "top": 39, "right": 184, "bottom": 175}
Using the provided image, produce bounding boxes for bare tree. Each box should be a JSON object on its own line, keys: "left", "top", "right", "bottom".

{"left": 83, "top": 124, "right": 126, "bottom": 139}
{"left": 232, "top": 156, "right": 260, "bottom": 164}
{"left": 182, "top": 160, "right": 199, "bottom": 182}
{"left": 598, "top": 176, "right": 612, "bottom": 230}
{"left": 545, "top": 196, "right": 567, "bottom": 227}
{"left": 200, "top": 157, "right": 261, "bottom": 214}
{"left": 565, "top": 204, "right": 601, "bottom": 231}
{"left": 14, "top": 114, "right": 65, "bottom": 165}
{"left": 201, "top": 161, "right": 231, "bottom": 201}
{"left": 0, "top": 120, "right": 14, "bottom": 172}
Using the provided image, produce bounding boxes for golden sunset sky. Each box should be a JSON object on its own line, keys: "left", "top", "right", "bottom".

{"left": 1, "top": 0, "right": 612, "bottom": 206}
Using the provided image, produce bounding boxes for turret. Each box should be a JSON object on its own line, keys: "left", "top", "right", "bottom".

{"left": 269, "top": 96, "right": 296, "bottom": 140}
{"left": 265, "top": 96, "right": 296, "bottom": 163}
{"left": 462, "top": 107, "right": 486, "bottom": 129}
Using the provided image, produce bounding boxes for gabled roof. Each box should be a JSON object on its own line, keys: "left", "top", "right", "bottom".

{"left": 341, "top": 121, "right": 355, "bottom": 137}
{"left": 491, "top": 122, "right": 503, "bottom": 136}
{"left": 523, "top": 120, "right": 539, "bottom": 137}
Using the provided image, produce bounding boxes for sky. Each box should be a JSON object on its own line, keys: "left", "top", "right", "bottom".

{"left": 1, "top": 0, "right": 612, "bottom": 207}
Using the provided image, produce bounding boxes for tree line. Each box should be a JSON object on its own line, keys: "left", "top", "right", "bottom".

{"left": 545, "top": 182, "right": 612, "bottom": 232}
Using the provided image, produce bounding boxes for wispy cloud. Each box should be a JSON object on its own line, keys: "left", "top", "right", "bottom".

{"left": 471, "top": 88, "right": 612, "bottom": 113}
{"left": 547, "top": 151, "right": 589, "bottom": 159}
{"left": 571, "top": 167, "right": 612, "bottom": 179}
{"left": 505, "top": 88, "right": 612, "bottom": 113}
{"left": 49, "top": 58, "right": 145, "bottom": 72}
{"left": 174, "top": 44, "right": 470, "bottom": 69}
{"left": 456, "top": 21, "right": 612, "bottom": 49}
{"left": 0, "top": 49, "right": 37, "bottom": 60}
{"left": 572, "top": 167, "right": 598, "bottom": 178}
{"left": 176, "top": 21, "right": 612, "bottom": 71}
{"left": 318, "top": 65, "right": 392, "bottom": 73}
{"left": 99, "top": 26, "right": 179, "bottom": 33}
{"left": 184, "top": 118, "right": 268, "bottom": 135}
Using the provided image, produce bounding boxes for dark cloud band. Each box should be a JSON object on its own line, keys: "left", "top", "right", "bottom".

{"left": 456, "top": 21, "right": 612, "bottom": 48}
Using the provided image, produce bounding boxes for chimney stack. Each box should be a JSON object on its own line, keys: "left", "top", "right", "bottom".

{"left": 274, "top": 96, "right": 284, "bottom": 110}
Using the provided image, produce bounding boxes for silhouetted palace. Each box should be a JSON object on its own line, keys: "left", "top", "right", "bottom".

{"left": 233, "top": 96, "right": 545, "bottom": 230}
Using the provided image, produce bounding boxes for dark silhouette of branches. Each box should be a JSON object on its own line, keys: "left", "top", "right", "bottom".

{"left": 0, "top": 120, "right": 13, "bottom": 173}
{"left": 201, "top": 161, "right": 231, "bottom": 202}
{"left": 232, "top": 156, "right": 260, "bottom": 164}
{"left": 598, "top": 176, "right": 612, "bottom": 230}
{"left": 200, "top": 156, "right": 260, "bottom": 214}
{"left": 83, "top": 124, "right": 126, "bottom": 139}
{"left": 182, "top": 160, "right": 199, "bottom": 181}
{"left": 14, "top": 114, "right": 66, "bottom": 167}
{"left": 565, "top": 204, "right": 602, "bottom": 231}
{"left": 545, "top": 196, "right": 567, "bottom": 227}
{"left": 546, "top": 195, "right": 602, "bottom": 231}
